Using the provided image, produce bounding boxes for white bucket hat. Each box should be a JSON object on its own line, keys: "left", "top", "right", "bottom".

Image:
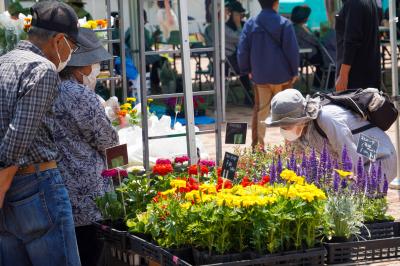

{"left": 265, "top": 89, "right": 321, "bottom": 127}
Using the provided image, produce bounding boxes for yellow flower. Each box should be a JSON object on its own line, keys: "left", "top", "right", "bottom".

{"left": 334, "top": 169, "right": 353, "bottom": 178}
{"left": 120, "top": 103, "right": 132, "bottom": 110}
{"left": 199, "top": 184, "right": 217, "bottom": 194}
{"left": 160, "top": 188, "right": 176, "bottom": 196}
{"left": 82, "top": 20, "right": 98, "bottom": 29}
{"left": 147, "top": 98, "right": 154, "bottom": 103}
{"left": 180, "top": 202, "right": 192, "bottom": 209}
{"left": 126, "top": 97, "right": 136, "bottom": 103}
{"left": 170, "top": 179, "right": 187, "bottom": 189}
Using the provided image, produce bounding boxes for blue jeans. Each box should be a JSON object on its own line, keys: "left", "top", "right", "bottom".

{"left": 0, "top": 168, "right": 81, "bottom": 266}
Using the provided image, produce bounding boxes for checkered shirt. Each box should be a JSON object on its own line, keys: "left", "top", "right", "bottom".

{"left": 0, "top": 41, "right": 60, "bottom": 169}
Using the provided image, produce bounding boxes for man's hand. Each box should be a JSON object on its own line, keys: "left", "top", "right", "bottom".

{"left": 0, "top": 166, "right": 18, "bottom": 208}
{"left": 336, "top": 64, "right": 351, "bottom": 92}
{"left": 335, "top": 75, "right": 348, "bottom": 91}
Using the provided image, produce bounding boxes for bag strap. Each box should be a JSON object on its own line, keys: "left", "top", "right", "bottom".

{"left": 256, "top": 15, "right": 293, "bottom": 76}
{"left": 313, "top": 120, "right": 376, "bottom": 139}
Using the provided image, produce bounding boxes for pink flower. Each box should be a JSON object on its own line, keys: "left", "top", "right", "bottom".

{"left": 156, "top": 158, "right": 172, "bottom": 165}
{"left": 101, "top": 169, "right": 128, "bottom": 178}
{"left": 199, "top": 159, "right": 216, "bottom": 168}
{"left": 174, "top": 156, "right": 190, "bottom": 164}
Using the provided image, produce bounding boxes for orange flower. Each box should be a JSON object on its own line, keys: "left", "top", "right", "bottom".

{"left": 118, "top": 110, "right": 128, "bottom": 117}
{"left": 96, "top": 19, "right": 108, "bottom": 28}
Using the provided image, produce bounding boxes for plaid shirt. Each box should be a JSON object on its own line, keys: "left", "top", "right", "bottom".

{"left": 0, "top": 41, "right": 60, "bottom": 168}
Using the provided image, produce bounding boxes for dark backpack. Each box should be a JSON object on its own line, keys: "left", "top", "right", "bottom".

{"left": 312, "top": 89, "right": 398, "bottom": 138}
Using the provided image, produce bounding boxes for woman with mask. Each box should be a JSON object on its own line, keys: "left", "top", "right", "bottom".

{"left": 265, "top": 89, "right": 397, "bottom": 182}
{"left": 54, "top": 27, "right": 119, "bottom": 266}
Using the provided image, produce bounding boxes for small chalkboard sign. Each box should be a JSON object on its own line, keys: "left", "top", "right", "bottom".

{"left": 105, "top": 144, "right": 129, "bottom": 169}
{"left": 225, "top": 123, "right": 247, "bottom": 144}
{"left": 221, "top": 152, "right": 239, "bottom": 180}
{"left": 356, "top": 134, "right": 379, "bottom": 161}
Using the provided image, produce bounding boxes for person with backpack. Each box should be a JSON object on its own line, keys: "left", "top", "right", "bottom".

{"left": 265, "top": 89, "right": 397, "bottom": 181}
{"left": 238, "top": 0, "right": 299, "bottom": 148}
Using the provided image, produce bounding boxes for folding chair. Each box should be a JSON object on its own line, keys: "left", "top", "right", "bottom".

{"left": 225, "top": 57, "right": 253, "bottom": 106}
{"left": 318, "top": 44, "right": 336, "bottom": 92}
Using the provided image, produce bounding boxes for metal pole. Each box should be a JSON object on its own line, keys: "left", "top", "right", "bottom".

{"left": 138, "top": 0, "right": 150, "bottom": 170}
{"left": 389, "top": 0, "right": 400, "bottom": 189}
{"left": 213, "top": 0, "right": 223, "bottom": 164}
{"left": 177, "top": 0, "right": 198, "bottom": 164}
{"left": 118, "top": 0, "right": 128, "bottom": 100}
{"left": 106, "top": 0, "right": 115, "bottom": 96}
{"left": 221, "top": 0, "right": 226, "bottom": 121}
{"left": 128, "top": 0, "right": 140, "bottom": 68}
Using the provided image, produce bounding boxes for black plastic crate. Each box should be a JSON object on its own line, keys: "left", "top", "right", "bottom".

{"left": 361, "top": 221, "right": 399, "bottom": 240}
{"left": 324, "top": 237, "right": 400, "bottom": 264}
{"left": 128, "top": 234, "right": 191, "bottom": 266}
{"left": 94, "top": 221, "right": 130, "bottom": 250}
{"left": 207, "top": 247, "right": 326, "bottom": 266}
{"left": 101, "top": 241, "right": 138, "bottom": 266}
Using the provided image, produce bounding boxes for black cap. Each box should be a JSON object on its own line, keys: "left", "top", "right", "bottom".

{"left": 291, "top": 5, "right": 311, "bottom": 24}
{"left": 30, "top": 1, "right": 79, "bottom": 41}
{"left": 227, "top": 1, "right": 246, "bottom": 13}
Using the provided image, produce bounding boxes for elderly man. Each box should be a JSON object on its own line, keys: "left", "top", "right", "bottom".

{"left": 0, "top": 1, "right": 82, "bottom": 265}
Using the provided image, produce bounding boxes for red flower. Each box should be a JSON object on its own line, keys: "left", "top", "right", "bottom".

{"left": 217, "top": 167, "right": 222, "bottom": 177}
{"left": 152, "top": 164, "right": 173, "bottom": 176}
{"left": 216, "top": 177, "right": 233, "bottom": 191}
{"left": 259, "top": 175, "right": 271, "bottom": 186}
{"left": 186, "top": 177, "right": 199, "bottom": 191}
{"left": 241, "top": 176, "right": 254, "bottom": 187}
{"left": 188, "top": 165, "right": 209, "bottom": 176}
{"left": 188, "top": 165, "right": 198, "bottom": 175}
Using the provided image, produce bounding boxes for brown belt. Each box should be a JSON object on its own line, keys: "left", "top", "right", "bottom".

{"left": 17, "top": 161, "right": 57, "bottom": 175}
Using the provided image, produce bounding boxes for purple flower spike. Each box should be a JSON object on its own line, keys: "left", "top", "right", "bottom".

{"left": 270, "top": 159, "right": 276, "bottom": 184}
{"left": 341, "top": 145, "right": 353, "bottom": 171}
{"left": 309, "top": 148, "right": 318, "bottom": 183}
{"left": 383, "top": 174, "right": 389, "bottom": 195}
{"left": 370, "top": 163, "right": 378, "bottom": 195}
{"left": 377, "top": 161, "right": 383, "bottom": 192}
{"left": 320, "top": 141, "right": 328, "bottom": 175}
{"left": 333, "top": 160, "right": 340, "bottom": 192}
{"left": 277, "top": 155, "right": 283, "bottom": 176}
{"left": 290, "top": 151, "right": 297, "bottom": 172}
{"left": 356, "top": 157, "right": 364, "bottom": 192}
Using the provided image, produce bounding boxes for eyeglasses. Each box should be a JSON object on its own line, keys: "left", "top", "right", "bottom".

{"left": 65, "top": 35, "right": 80, "bottom": 53}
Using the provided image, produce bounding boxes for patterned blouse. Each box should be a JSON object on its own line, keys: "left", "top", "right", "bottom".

{"left": 53, "top": 79, "right": 119, "bottom": 227}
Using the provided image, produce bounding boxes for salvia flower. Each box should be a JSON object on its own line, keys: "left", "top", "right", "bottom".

{"left": 341, "top": 145, "right": 353, "bottom": 171}
{"left": 309, "top": 148, "right": 318, "bottom": 184}
{"left": 356, "top": 157, "right": 364, "bottom": 193}
{"left": 270, "top": 160, "right": 277, "bottom": 184}
{"left": 377, "top": 161, "right": 383, "bottom": 192}
{"left": 370, "top": 163, "right": 378, "bottom": 195}
{"left": 277, "top": 155, "right": 283, "bottom": 177}
{"left": 333, "top": 160, "right": 340, "bottom": 192}
{"left": 290, "top": 151, "right": 297, "bottom": 172}
{"left": 383, "top": 174, "right": 389, "bottom": 195}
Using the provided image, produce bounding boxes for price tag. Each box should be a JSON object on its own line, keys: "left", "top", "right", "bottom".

{"left": 105, "top": 144, "right": 129, "bottom": 169}
{"left": 356, "top": 134, "right": 379, "bottom": 161}
{"left": 225, "top": 122, "right": 247, "bottom": 144}
{"left": 221, "top": 152, "right": 239, "bottom": 180}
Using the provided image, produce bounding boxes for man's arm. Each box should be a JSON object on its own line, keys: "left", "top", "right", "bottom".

{"left": 0, "top": 67, "right": 58, "bottom": 167}
{"left": 237, "top": 20, "right": 252, "bottom": 76}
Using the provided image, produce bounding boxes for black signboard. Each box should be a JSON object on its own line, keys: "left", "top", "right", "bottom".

{"left": 221, "top": 152, "right": 239, "bottom": 180}
{"left": 225, "top": 122, "right": 247, "bottom": 144}
{"left": 356, "top": 134, "right": 379, "bottom": 161}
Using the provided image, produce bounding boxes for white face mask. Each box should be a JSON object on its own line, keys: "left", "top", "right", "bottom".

{"left": 280, "top": 127, "right": 302, "bottom": 142}
{"left": 56, "top": 36, "right": 73, "bottom": 72}
{"left": 80, "top": 63, "right": 101, "bottom": 90}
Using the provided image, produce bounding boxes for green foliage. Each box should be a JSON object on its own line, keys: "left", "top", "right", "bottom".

{"left": 362, "top": 197, "right": 395, "bottom": 223}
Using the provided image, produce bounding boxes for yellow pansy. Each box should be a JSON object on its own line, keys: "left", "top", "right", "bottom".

{"left": 334, "top": 169, "right": 353, "bottom": 178}
{"left": 170, "top": 179, "right": 187, "bottom": 189}
{"left": 160, "top": 188, "right": 176, "bottom": 196}
{"left": 126, "top": 97, "right": 136, "bottom": 103}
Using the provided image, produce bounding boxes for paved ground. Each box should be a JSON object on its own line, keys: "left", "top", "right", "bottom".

{"left": 197, "top": 105, "right": 400, "bottom": 221}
